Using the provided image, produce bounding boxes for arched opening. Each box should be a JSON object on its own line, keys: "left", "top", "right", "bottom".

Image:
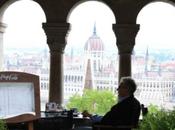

{"left": 65, "top": 1, "right": 117, "bottom": 106}
{"left": 1, "top": 0, "right": 49, "bottom": 110}
{"left": 134, "top": 1, "right": 175, "bottom": 109}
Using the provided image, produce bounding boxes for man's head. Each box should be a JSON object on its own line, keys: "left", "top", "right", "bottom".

{"left": 117, "top": 77, "right": 137, "bottom": 98}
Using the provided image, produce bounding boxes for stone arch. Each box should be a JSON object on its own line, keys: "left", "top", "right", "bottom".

{"left": 136, "top": 0, "right": 175, "bottom": 49}
{"left": 136, "top": 0, "right": 175, "bottom": 19}
{"left": 64, "top": 0, "right": 118, "bottom": 100}
{"left": 66, "top": 0, "right": 116, "bottom": 22}
{"left": 66, "top": 0, "right": 116, "bottom": 51}
{"left": 0, "top": 0, "right": 46, "bottom": 22}
{"left": 134, "top": 0, "right": 175, "bottom": 108}
{"left": 0, "top": 0, "right": 47, "bottom": 70}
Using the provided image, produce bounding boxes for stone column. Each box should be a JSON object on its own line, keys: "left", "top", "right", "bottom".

{"left": 113, "top": 24, "right": 140, "bottom": 81}
{"left": 0, "top": 22, "right": 6, "bottom": 71}
{"left": 42, "top": 23, "right": 70, "bottom": 105}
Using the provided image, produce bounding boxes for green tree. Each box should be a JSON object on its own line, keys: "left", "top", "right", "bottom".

{"left": 66, "top": 89, "right": 117, "bottom": 115}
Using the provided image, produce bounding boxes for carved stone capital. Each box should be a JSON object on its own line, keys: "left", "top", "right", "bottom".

{"left": 113, "top": 24, "right": 140, "bottom": 54}
{"left": 42, "top": 22, "right": 70, "bottom": 53}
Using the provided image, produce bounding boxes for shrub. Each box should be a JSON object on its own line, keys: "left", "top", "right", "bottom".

{"left": 137, "top": 108, "right": 175, "bottom": 130}
{"left": 0, "top": 119, "right": 7, "bottom": 130}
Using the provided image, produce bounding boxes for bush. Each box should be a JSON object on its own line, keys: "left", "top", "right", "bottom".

{"left": 0, "top": 119, "right": 7, "bottom": 130}
{"left": 137, "top": 108, "right": 175, "bottom": 130}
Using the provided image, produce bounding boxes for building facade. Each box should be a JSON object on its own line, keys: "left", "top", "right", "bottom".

{"left": 3, "top": 25, "right": 175, "bottom": 110}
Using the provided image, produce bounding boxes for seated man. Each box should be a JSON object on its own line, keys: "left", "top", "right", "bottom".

{"left": 75, "top": 77, "right": 141, "bottom": 130}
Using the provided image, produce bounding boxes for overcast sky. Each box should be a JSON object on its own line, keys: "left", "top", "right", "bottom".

{"left": 136, "top": 2, "right": 175, "bottom": 50}
{"left": 3, "top": 0, "right": 47, "bottom": 49}
{"left": 2, "top": 0, "right": 175, "bottom": 51}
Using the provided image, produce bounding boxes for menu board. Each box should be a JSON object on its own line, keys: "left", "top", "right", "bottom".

{"left": 0, "top": 72, "right": 40, "bottom": 123}
{"left": 0, "top": 83, "right": 35, "bottom": 118}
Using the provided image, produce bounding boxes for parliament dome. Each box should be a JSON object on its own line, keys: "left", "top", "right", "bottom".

{"left": 84, "top": 25, "right": 104, "bottom": 52}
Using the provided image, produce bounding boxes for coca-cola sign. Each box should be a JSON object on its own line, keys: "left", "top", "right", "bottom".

{"left": 0, "top": 74, "right": 18, "bottom": 81}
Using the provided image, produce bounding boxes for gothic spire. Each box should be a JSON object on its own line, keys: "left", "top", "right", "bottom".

{"left": 93, "top": 22, "right": 97, "bottom": 36}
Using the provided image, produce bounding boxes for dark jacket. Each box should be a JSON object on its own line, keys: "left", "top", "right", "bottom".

{"left": 100, "top": 95, "right": 141, "bottom": 126}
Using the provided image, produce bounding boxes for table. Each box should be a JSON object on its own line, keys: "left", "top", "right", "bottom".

{"left": 7, "top": 111, "right": 92, "bottom": 130}
{"left": 36, "top": 111, "right": 92, "bottom": 130}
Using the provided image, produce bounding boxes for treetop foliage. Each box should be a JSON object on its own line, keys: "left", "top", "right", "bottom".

{"left": 66, "top": 89, "right": 117, "bottom": 115}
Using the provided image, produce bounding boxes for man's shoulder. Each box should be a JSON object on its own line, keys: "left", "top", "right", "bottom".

{"left": 112, "top": 96, "right": 140, "bottom": 109}
{"left": 121, "top": 96, "right": 140, "bottom": 106}
{"left": 133, "top": 96, "right": 141, "bottom": 105}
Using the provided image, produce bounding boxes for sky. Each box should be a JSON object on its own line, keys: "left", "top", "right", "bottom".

{"left": 3, "top": 0, "right": 47, "bottom": 49}
{"left": 2, "top": 0, "right": 175, "bottom": 51}
{"left": 136, "top": 2, "right": 175, "bottom": 50}
{"left": 67, "top": 1, "right": 116, "bottom": 51}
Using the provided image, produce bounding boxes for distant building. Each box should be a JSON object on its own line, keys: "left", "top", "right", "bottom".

{"left": 3, "top": 27, "right": 175, "bottom": 110}
{"left": 63, "top": 25, "right": 118, "bottom": 103}
{"left": 132, "top": 48, "right": 175, "bottom": 109}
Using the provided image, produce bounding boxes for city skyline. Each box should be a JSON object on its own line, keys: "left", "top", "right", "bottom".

{"left": 3, "top": 32, "right": 175, "bottom": 110}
